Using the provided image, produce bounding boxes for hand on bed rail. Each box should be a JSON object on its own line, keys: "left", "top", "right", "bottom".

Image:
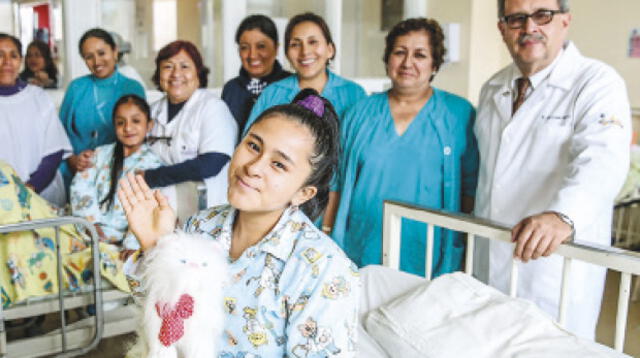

{"left": 511, "top": 212, "right": 574, "bottom": 262}
{"left": 118, "top": 172, "right": 176, "bottom": 251}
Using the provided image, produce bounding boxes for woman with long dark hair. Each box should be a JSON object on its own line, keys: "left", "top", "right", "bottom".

{"left": 222, "top": 14, "right": 292, "bottom": 133}
{"left": 244, "top": 12, "right": 366, "bottom": 133}
{"left": 119, "top": 89, "right": 359, "bottom": 356}
{"left": 70, "top": 94, "right": 165, "bottom": 249}
{"left": 19, "top": 40, "right": 58, "bottom": 89}
{"left": 58, "top": 28, "right": 146, "bottom": 189}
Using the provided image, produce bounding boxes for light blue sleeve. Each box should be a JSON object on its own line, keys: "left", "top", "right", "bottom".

{"left": 69, "top": 153, "right": 103, "bottom": 224}
{"left": 244, "top": 86, "right": 273, "bottom": 136}
{"left": 285, "top": 253, "right": 360, "bottom": 357}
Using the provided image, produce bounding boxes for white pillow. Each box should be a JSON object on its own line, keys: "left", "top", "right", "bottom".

{"left": 364, "top": 272, "right": 629, "bottom": 358}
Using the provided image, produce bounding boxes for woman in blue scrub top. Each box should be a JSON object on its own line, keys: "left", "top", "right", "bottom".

{"left": 245, "top": 12, "right": 366, "bottom": 134}
{"left": 59, "top": 28, "right": 145, "bottom": 188}
{"left": 246, "top": 12, "right": 367, "bottom": 231}
{"left": 331, "top": 18, "right": 479, "bottom": 277}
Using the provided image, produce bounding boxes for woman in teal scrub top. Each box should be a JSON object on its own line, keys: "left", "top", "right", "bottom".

{"left": 58, "top": 28, "right": 145, "bottom": 188}
{"left": 245, "top": 12, "right": 366, "bottom": 133}
{"left": 331, "top": 18, "right": 479, "bottom": 277}
{"left": 245, "top": 12, "right": 367, "bottom": 230}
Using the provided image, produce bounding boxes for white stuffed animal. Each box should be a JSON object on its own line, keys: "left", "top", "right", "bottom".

{"left": 130, "top": 231, "right": 228, "bottom": 358}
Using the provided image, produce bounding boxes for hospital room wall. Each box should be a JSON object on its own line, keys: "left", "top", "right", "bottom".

{"left": 0, "top": 0, "right": 12, "bottom": 34}
{"left": 428, "top": 0, "right": 511, "bottom": 104}
{"left": 569, "top": 0, "right": 640, "bottom": 137}
{"left": 570, "top": 0, "right": 640, "bottom": 111}
{"left": 341, "top": 0, "right": 510, "bottom": 104}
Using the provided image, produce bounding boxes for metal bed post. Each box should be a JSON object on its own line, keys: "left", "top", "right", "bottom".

{"left": 425, "top": 225, "right": 434, "bottom": 280}
{"left": 509, "top": 259, "right": 519, "bottom": 298}
{"left": 0, "top": 296, "right": 6, "bottom": 356}
{"left": 615, "top": 272, "right": 632, "bottom": 351}
{"left": 0, "top": 217, "right": 104, "bottom": 358}
{"left": 382, "top": 205, "right": 402, "bottom": 271}
{"left": 465, "top": 234, "right": 475, "bottom": 275}
{"left": 54, "top": 226, "right": 67, "bottom": 351}
{"left": 558, "top": 257, "right": 573, "bottom": 327}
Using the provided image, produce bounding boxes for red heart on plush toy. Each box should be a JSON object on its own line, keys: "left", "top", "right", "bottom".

{"left": 156, "top": 294, "right": 195, "bottom": 346}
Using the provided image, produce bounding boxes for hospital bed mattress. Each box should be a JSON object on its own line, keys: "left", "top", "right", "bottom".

{"left": 357, "top": 265, "right": 630, "bottom": 358}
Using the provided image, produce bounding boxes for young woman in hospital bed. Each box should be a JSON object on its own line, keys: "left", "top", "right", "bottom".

{"left": 119, "top": 89, "right": 360, "bottom": 357}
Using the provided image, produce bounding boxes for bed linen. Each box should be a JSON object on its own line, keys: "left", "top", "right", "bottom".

{"left": 360, "top": 268, "right": 629, "bottom": 358}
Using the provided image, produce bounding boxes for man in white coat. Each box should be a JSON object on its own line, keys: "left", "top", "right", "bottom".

{"left": 475, "top": 0, "right": 631, "bottom": 339}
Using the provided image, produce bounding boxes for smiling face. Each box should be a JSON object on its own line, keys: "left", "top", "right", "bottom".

{"left": 386, "top": 30, "right": 435, "bottom": 93}
{"left": 0, "top": 38, "right": 21, "bottom": 86}
{"left": 158, "top": 49, "right": 200, "bottom": 104}
{"left": 81, "top": 37, "right": 118, "bottom": 79}
{"left": 114, "top": 101, "right": 153, "bottom": 156}
{"left": 26, "top": 45, "right": 46, "bottom": 73}
{"left": 499, "top": 0, "right": 571, "bottom": 76}
{"left": 239, "top": 29, "right": 278, "bottom": 78}
{"left": 286, "top": 21, "right": 334, "bottom": 82}
{"left": 228, "top": 114, "right": 317, "bottom": 215}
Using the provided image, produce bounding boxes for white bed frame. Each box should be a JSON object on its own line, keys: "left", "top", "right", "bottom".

{"left": 382, "top": 200, "right": 640, "bottom": 353}
{"left": 0, "top": 217, "right": 137, "bottom": 358}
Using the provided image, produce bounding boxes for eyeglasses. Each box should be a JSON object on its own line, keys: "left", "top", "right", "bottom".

{"left": 501, "top": 9, "right": 565, "bottom": 29}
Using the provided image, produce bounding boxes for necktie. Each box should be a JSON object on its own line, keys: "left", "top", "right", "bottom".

{"left": 512, "top": 77, "right": 531, "bottom": 115}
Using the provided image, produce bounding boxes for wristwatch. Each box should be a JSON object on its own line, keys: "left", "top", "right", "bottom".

{"left": 551, "top": 211, "right": 575, "bottom": 241}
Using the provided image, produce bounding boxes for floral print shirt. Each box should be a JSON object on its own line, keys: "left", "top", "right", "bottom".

{"left": 126, "top": 204, "right": 360, "bottom": 357}
{"left": 70, "top": 143, "right": 164, "bottom": 246}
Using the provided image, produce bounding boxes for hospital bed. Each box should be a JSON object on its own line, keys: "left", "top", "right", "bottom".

{"left": 3, "top": 203, "right": 639, "bottom": 357}
{"left": 356, "top": 200, "right": 640, "bottom": 357}
{"left": 0, "top": 217, "right": 137, "bottom": 358}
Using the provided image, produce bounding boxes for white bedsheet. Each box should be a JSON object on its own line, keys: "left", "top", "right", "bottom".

{"left": 357, "top": 265, "right": 426, "bottom": 358}
{"left": 357, "top": 266, "right": 630, "bottom": 358}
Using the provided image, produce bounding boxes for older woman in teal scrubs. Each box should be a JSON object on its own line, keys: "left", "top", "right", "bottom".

{"left": 331, "top": 18, "right": 479, "bottom": 277}
{"left": 59, "top": 28, "right": 145, "bottom": 188}
{"left": 244, "top": 12, "right": 365, "bottom": 134}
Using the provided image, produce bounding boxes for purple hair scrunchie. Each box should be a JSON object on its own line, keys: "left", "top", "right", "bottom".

{"left": 296, "top": 95, "right": 325, "bottom": 118}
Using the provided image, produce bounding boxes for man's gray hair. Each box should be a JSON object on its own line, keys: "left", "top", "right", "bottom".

{"left": 498, "top": 0, "right": 570, "bottom": 18}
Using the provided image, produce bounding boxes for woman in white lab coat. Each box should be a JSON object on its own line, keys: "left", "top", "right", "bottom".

{"left": 143, "top": 40, "right": 237, "bottom": 221}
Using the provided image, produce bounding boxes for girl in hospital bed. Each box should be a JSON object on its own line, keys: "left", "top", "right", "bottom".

{"left": 119, "top": 89, "right": 360, "bottom": 357}
{"left": 70, "top": 94, "right": 166, "bottom": 253}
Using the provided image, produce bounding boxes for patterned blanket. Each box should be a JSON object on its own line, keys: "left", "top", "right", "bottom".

{"left": 0, "top": 161, "right": 129, "bottom": 308}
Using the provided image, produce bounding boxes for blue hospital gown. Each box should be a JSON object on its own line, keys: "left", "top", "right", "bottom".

{"left": 70, "top": 143, "right": 164, "bottom": 246}
{"left": 58, "top": 70, "right": 145, "bottom": 187}
{"left": 243, "top": 70, "right": 366, "bottom": 135}
{"left": 333, "top": 89, "right": 479, "bottom": 277}
{"left": 127, "top": 205, "right": 360, "bottom": 357}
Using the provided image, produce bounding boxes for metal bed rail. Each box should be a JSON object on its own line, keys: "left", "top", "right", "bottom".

{"left": 382, "top": 200, "right": 640, "bottom": 353}
{"left": 0, "top": 217, "right": 103, "bottom": 358}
